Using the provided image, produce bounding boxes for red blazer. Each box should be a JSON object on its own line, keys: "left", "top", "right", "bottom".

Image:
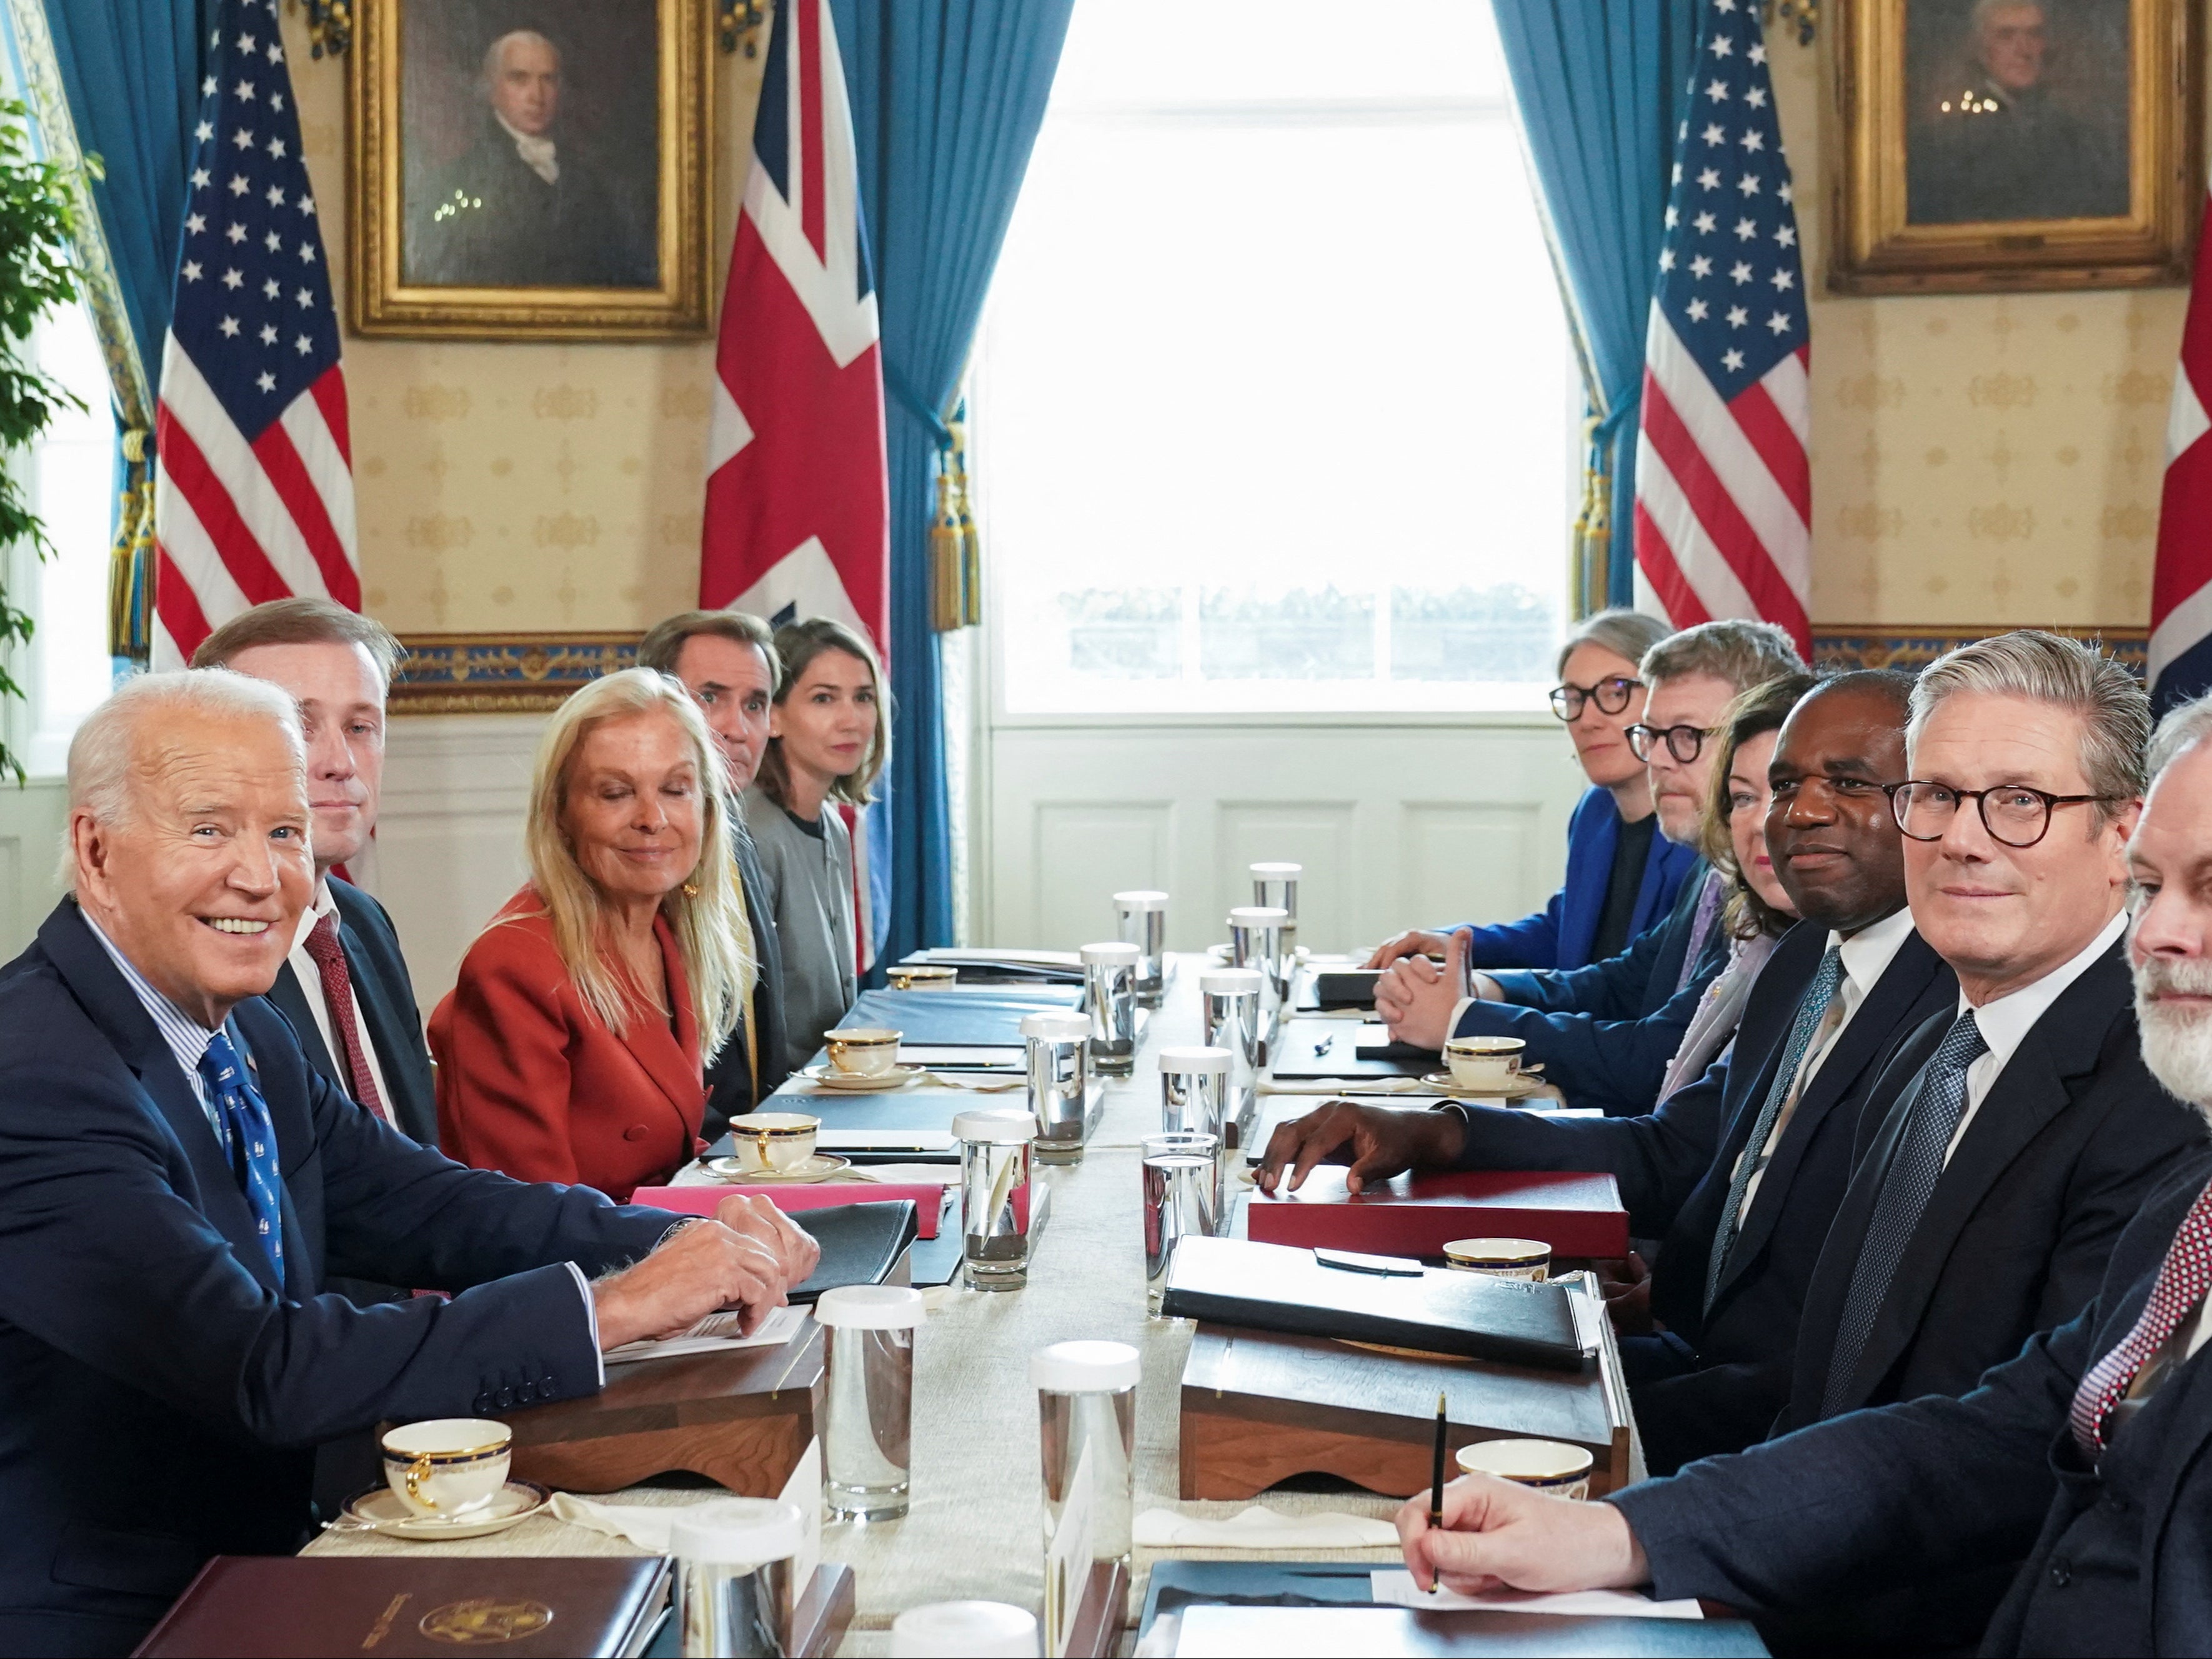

{"left": 431, "top": 895, "right": 705, "bottom": 1201}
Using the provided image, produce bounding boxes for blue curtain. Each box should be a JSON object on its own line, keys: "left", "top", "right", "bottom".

{"left": 1491, "top": 0, "right": 1697, "bottom": 608}
{"left": 831, "top": 0, "right": 1075, "bottom": 960}
{"left": 3, "top": 0, "right": 205, "bottom": 655}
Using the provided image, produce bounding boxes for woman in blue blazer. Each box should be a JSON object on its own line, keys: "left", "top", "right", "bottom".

{"left": 1370, "top": 610, "right": 1695, "bottom": 974}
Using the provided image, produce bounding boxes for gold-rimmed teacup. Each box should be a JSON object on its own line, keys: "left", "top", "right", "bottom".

{"left": 825, "top": 1027, "right": 902, "bottom": 1079}
{"left": 1442, "top": 1237, "right": 1551, "bottom": 1281}
{"left": 886, "top": 964, "right": 959, "bottom": 991}
{"left": 1455, "top": 1437, "right": 1593, "bottom": 1500}
{"left": 1444, "top": 1035, "right": 1526, "bottom": 1092}
{"left": 381, "top": 1418, "right": 512, "bottom": 1518}
{"left": 729, "top": 1111, "right": 820, "bottom": 1175}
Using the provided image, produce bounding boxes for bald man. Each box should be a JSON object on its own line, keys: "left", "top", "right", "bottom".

{"left": 406, "top": 26, "right": 654, "bottom": 288}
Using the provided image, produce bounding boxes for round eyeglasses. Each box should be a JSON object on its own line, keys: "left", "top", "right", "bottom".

{"left": 1548, "top": 675, "right": 1642, "bottom": 722}
{"left": 1884, "top": 780, "right": 2122, "bottom": 849}
{"left": 1627, "top": 722, "right": 1718, "bottom": 764}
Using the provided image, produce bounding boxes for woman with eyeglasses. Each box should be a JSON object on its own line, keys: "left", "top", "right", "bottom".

{"left": 1367, "top": 609, "right": 1700, "bottom": 975}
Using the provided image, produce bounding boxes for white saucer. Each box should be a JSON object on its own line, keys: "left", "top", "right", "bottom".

{"left": 338, "top": 1480, "right": 549, "bottom": 1540}
{"left": 801, "top": 1064, "right": 923, "bottom": 1092}
{"left": 707, "top": 1152, "right": 854, "bottom": 1183}
{"left": 1422, "top": 1070, "right": 1547, "bottom": 1102}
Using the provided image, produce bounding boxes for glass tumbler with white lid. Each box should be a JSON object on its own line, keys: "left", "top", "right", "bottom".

{"left": 669, "top": 1497, "right": 806, "bottom": 1658}
{"left": 1142, "top": 1130, "right": 1220, "bottom": 1314}
{"left": 890, "top": 1602, "right": 1040, "bottom": 1658}
{"left": 1031, "top": 1341, "right": 1138, "bottom": 1650}
{"left": 1248, "top": 862, "right": 1301, "bottom": 979}
{"left": 1110, "top": 890, "right": 1168, "bottom": 1007}
{"left": 1077, "top": 941, "right": 1139, "bottom": 1078}
{"left": 814, "top": 1285, "right": 924, "bottom": 1522}
{"left": 1198, "top": 966, "right": 1263, "bottom": 1148}
{"left": 954, "top": 1108, "right": 1039, "bottom": 1291}
{"left": 1021, "top": 1009, "right": 1093, "bottom": 1166}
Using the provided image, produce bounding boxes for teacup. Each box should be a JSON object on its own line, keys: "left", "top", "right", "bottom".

{"left": 1455, "top": 1437, "right": 1593, "bottom": 1501}
{"left": 729, "top": 1111, "right": 821, "bottom": 1175}
{"left": 1444, "top": 1035, "right": 1526, "bottom": 1092}
{"left": 825, "top": 1027, "right": 903, "bottom": 1079}
{"left": 887, "top": 965, "right": 959, "bottom": 991}
{"left": 1442, "top": 1237, "right": 1551, "bottom": 1281}
{"left": 381, "top": 1418, "right": 512, "bottom": 1518}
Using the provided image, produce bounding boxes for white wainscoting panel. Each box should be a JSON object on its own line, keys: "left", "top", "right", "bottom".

{"left": 0, "top": 777, "right": 67, "bottom": 961}
{"left": 979, "top": 719, "right": 1587, "bottom": 954}
{"left": 373, "top": 714, "right": 546, "bottom": 1008}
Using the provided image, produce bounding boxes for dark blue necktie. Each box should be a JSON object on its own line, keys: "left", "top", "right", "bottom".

{"left": 1820, "top": 1009, "right": 1988, "bottom": 1418}
{"left": 199, "top": 1030, "right": 286, "bottom": 1282}
{"left": 1705, "top": 946, "right": 1843, "bottom": 1311}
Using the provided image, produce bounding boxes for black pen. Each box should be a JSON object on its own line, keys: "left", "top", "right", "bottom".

{"left": 1427, "top": 1391, "right": 1448, "bottom": 1593}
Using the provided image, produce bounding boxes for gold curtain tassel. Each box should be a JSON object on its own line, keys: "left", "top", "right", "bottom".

{"left": 929, "top": 464, "right": 964, "bottom": 633}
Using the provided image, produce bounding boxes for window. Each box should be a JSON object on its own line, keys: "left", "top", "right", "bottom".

{"left": 4, "top": 297, "right": 115, "bottom": 775}
{"left": 975, "top": 0, "right": 1574, "bottom": 715}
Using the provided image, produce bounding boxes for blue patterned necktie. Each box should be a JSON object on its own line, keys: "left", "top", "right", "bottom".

{"left": 1820, "top": 1009, "right": 1988, "bottom": 1418}
{"left": 199, "top": 1030, "right": 286, "bottom": 1282}
{"left": 1705, "top": 945, "right": 1844, "bottom": 1312}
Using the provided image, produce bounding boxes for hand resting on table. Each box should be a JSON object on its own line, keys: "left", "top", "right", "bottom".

{"left": 590, "top": 1193, "right": 820, "bottom": 1349}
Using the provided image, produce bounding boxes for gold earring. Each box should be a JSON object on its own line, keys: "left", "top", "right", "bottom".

{"left": 682, "top": 881, "right": 700, "bottom": 899}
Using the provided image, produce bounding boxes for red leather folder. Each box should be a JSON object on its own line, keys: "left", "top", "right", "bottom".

{"left": 630, "top": 1181, "right": 945, "bottom": 1238}
{"left": 1247, "top": 1168, "right": 1628, "bottom": 1259}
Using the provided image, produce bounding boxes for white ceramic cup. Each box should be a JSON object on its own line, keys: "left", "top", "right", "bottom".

{"left": 887, "top": 965, "right": 959, "bottom": 991}
{"left": 1455, "top": 1437, "right": 1593, "bottom": 1501}
{"left": 825, "top": 1027, "right": 903, "bottom": 1078}
{"left": 381, "top": 1418, "right": 512, "bottom": 1518}
{"left": 1444, "top": 1035, "right": 1526, "bottom": 1092}
{"left": 1442, "top": 1236, "right": 1552, "bottom": 1281}
{"left": 729, "top": 1111, "right": 821, "bottom": 1175}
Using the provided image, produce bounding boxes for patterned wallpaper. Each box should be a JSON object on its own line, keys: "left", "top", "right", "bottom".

{"left": 287, "top": 9, "right": 2181, "bottom": 645}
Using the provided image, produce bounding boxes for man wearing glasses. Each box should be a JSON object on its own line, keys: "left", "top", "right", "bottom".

{"left": 1375, "top": 619, "right": 1806, "bottom": 1115}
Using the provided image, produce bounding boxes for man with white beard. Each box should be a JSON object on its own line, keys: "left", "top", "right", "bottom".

{"left": 1390, "top": 691, "right": 2212, "bottom": 1658}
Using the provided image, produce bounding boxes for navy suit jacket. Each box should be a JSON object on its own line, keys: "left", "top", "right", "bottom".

{"left": 1448, "top": 917, "right": 1957, "bottom": 1470}
{"left": 0, "top": 902, "right": 675, "bottom": 1655}
{"left": 1448, "top": 860, "right": 1728, "bottom": 1115}
{"left": 1452, "top": 785, "right": 1698, "bottom": 973}
{"left": 1612, "top": 1152, "right": 2212, "bottom": 1658}
{"left": 703, "top": 822, "right": 794, "bottom": 1142}
{"left": 266, "top": 876, "right": 437, "bottom": 1148}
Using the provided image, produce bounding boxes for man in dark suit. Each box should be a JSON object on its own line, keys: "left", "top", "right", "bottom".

{"left": 639, "top": 609, "right": 795, "bottom": 1140}
{"left": 0, "top": 669, "right": 817, "bottom": 1656}
{"left": 405, "top": 29, "right": 654, "bottom": 289}
{"left": 192, "top": 599, "right": 436, "bottom": 1148}
{"left": 1262, "top": 672, "right": 1960, "bottom": 1470}
{"left": 1375, "top": 620, "right": 1806, "bottom": 1114}
{"left": 1392, "top": 685, "right": 2212, "bottom": 1659}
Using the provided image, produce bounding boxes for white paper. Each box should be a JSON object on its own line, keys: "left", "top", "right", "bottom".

{"left": 840, "top": 1162, "right": 960, "bottom": 1186}
{"left": 1370, "top": 1569, "right": 1703, "bottom": 1620}
{"left": 1132, "top": 1505, "right": 1397, "bottom": 1549}
{"left": 777, "top": 1437, "right": 823, "bottom": 1593}
{"left": 602, "top": 1302, "right": 808, "bottom": 1364}
{"left": 816, "top": 1129, "right": 957, "bottom": 1152}
{"left": 1045, "top": 1440, "right": 1097, "bottom": 1659}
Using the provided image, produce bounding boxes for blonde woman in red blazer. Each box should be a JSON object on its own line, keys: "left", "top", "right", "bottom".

{"left": 432, "top": 669, "right": 754, "bottom": 1200}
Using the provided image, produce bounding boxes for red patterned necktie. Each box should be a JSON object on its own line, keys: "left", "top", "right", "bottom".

{"left": 2069, "top": 1174, "right": 2212, "bottom": 1457}
{"left": 301, "top": 914, "right": 390, "bottom": 1123}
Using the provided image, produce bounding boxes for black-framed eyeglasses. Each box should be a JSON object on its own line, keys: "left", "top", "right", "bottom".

{"left": 1627, "top": 722, "right": 1718, "bottom": 764}
{"left": 1548, "top": 675, "right": 1642, "bottom": 722}
{"left": 1884, "top": 780, "right": 2123, "bottom": 849}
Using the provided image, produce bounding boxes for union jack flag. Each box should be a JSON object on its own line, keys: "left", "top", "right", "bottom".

{"left": 1633, "top": 0, "right": 1811, "bottom": 658}
{"left": 2150, "top": 187, "right": 2212, "bottom": 714}
{"left": 153, "top": 0, "right": 355, "bottom": 668}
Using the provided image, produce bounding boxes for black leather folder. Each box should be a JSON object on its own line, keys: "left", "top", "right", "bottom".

{"left": 1307, "top": 968, "right": 1386, "bottom": 1010}
{"left": 1157, "top": 1236, "right": 1587, "bottom": 1371}
{"left": 785, "top": 1200, "right": 920, "bottom": 1304}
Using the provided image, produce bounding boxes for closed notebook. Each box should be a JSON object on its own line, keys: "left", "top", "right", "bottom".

{"left": 1248, "top": 1168, "right": 1629, "bottom": 1260}
{"left": 787, "top": 1200, "right": 920, "bottom": 1303}
{"left": 630, "top": 1182, "right": 945, "bottom": 1238}
{"left": 133, "top": 1555, "right": 670, "bottom": 1658}
{"left": 1158, "top": 1236, "right": 1587, "bottom": 1371}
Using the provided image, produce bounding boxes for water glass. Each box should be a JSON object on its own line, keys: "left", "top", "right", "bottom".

{"left": 1079, "top": 941, "right": 1138, "bottom": 1079}
{"left": 1110, "top": 890, "right": 1168, "bottom": 1007}
{"left": 1249, "top": 863, "right": 1301, "bottom": 982}
{"left": 1032, "top": 1342, "right": 1138, "bottom": 1655}
{"left": 1022, "top": 1010, "right": 1093, "bottom": 1166}
{"left": 1198, "top": 967, "right": 1263, "bottom": 1150}
{"left": 1142, "top": 1131, "right": 1220, "bottom": 1314}
{"left": 955, "top": 1108, "right": 1038, "bottom": 1291}
{"left": 814, "top": 1285, "right": 924, "bottom": 1522}
{"left": 670, "top": 1498, "right": 805, "bottom": 1658}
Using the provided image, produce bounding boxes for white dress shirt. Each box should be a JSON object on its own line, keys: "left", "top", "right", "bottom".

{"left": 496, "top": 112, "right": 559, "bottom": 184}
{"left": 286, "top": 881, "right": 394, "bottom": 1114}
{"left": 1731, "top": 904, "right": 1919, "bottom": 1220}
{"left": 1945, "top": 909, "right": 2128, "bottom": 1162}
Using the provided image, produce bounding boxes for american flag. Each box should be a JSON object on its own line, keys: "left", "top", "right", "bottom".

{"left": 700, "top": 0, "right": 890, "bottom": 969}
{"left": 1633, "top": 0, "right": 1811, "bottom": 659}
{"left": 2149, "top": 186, "right": 2212, "bottom": 714}
{"left": 700, "top": 0, "right": 889, "bottom": 650}
{"left": 152, "top": 0, "right": 354, "bottom": 669}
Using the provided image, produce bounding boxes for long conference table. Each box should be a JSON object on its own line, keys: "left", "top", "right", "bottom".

{"left": 306, "top": 951, "right": 1587, "bottom": 1652}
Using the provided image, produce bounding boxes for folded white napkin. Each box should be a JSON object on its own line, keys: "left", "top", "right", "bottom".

{"left": 1132, "top": 1505, "right": 1398, "bottom": 1550}
{"left": 841, "top": 1163, "right": 960, "bottom": 1186}
{"left": 1257, "top": 1077, "right": 1432, "bottom": 1097}
{"left": 547, "top": 1494, "right": 684, "bottom": 1551}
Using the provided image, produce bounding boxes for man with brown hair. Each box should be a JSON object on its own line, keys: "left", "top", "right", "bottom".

{"left": 191, "top": 600, "right": 436, "bottom": 1148}
{"left": 637, "top": 609, "right": 792, "bottom": 1134}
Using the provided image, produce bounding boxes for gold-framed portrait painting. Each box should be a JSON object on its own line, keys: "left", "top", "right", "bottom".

{"left": 1831, "top": 0, "right": 2201, "bottom": 294}
{"left": 349, "top": 0, "right": 711, "bottom": 339}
